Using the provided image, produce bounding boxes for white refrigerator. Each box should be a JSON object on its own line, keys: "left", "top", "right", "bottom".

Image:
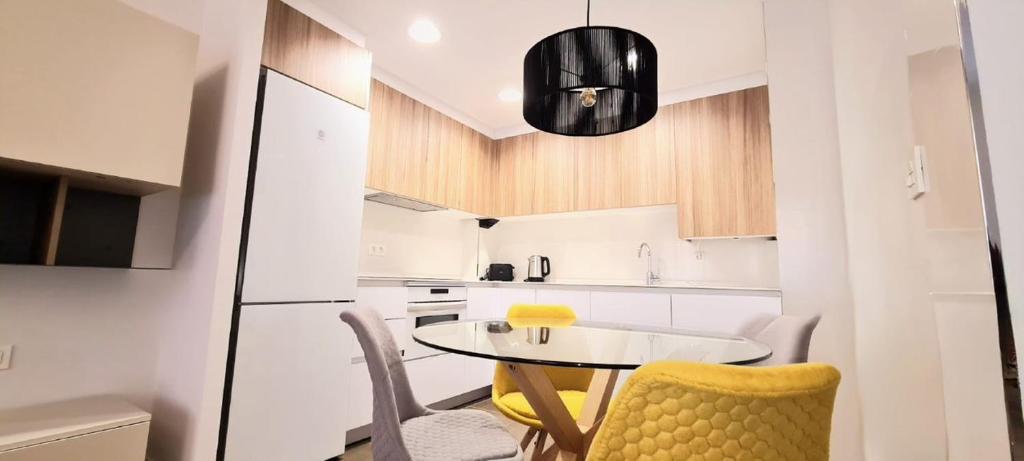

{"left": 220, "top": 69, "right": 368, "bottom": 460}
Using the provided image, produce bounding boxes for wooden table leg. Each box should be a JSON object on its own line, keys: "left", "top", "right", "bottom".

{"left": 577, "top": 369, "right": 619, "bottom": 460}
{"left": 502, "top": 363, "right": 621, "bottom": 460}
{"left": 503, "top": 363, "right": 583, "bottom": 453}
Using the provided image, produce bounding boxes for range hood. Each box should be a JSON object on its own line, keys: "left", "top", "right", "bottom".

{"left": 364, "top": 192, "right": 445, "bottom": 212}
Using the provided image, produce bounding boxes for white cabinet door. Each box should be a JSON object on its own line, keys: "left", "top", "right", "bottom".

{"left": 535, "top": 289, "right": 591, "bottom": 320}
{"left": 405, "top": 354, "right": 467, "bottom": 406}
{"left": 465, "top": 356, "right": 498, "bottom": 391}
{"left": 356, "top": 286, "right": 408, "bottom": 319}
{"left": 495, "top": 288, "right": 537, "bottom": 317}
{"left": 226, "top": 302, "right": 353, "bottom": 461}
{"left": 347, "top": 361, "right": 372, "bottom": 430}
{"left": 241, "top": 70, "right": 369, "bottom": 303}
{"left": 670, "top": 294, "right": 782, "bottom": 335}
{"left": 589, "top": 291, "right": 671, "bottom": 327}
{"left": 467, "top": 287, "right": 499, "bottom": 320}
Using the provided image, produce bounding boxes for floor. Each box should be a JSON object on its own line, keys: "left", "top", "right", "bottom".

{"left": 343, "top": 398, "right": 544, "bottom": 460}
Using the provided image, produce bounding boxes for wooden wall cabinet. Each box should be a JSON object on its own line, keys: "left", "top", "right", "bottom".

{"left": 674, "top": 86, "right": 776, "bottom": 238}
{"left": 494, "top": 134, "right": 537, "bottom": 216}
{"left": 366, "top": 80, "right": 497, "bottom": 216}
{"left": 364, "top": 80, "right": 776, "bottom": 239}
{"left": 0, "top": 0, "right": 199, "bottom": 192}
{"left": 531, "top": 133, "right": 577, "bottom": 214}
{"left": 262, "top": 0, "right": 372, "bottom": 108}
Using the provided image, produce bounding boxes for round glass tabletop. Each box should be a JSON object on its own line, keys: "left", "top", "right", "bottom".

{"left": 412, "top": 319, "right": 772, "bottom": 370}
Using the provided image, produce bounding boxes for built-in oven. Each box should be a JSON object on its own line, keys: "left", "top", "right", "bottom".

{"left": 405, "top": 284, "right": 467, "bottom": 361}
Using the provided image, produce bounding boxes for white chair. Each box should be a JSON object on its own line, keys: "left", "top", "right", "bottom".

{"left": 341, "top": 307, "right": 522, "bottom": 461}
{"left": 739, "top": 314, "right": 821, "bottom": 365}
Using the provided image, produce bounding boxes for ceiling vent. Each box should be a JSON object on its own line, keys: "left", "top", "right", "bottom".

{"left": 364, "top": 192, "right": 445, "bottom": 212}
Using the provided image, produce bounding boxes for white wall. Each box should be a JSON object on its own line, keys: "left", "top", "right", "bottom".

{"left": 357, "top": 201, "right": 478, "bottom": 280}
{"left": 479, "top": 205, "right": 779, "bottom": 287}
{"left": 0, "top": 0, "right": 204, "bottom": 418}
{"left": 762, "top": 2, "right": 865, "bottom": 459}
{"left": 828, "top": 7, "right": 949, "bottom": 454}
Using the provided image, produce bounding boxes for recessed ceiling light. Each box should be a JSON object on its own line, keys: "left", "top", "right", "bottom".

{"left": 408, "top": 19, "right": 441, "bottom": 44}
{"left": 498, "top": 88, "right": 522, "bottom": 102}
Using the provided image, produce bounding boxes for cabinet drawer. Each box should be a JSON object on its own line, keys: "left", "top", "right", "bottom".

{"left": 670, "top": 294, "right": 781, "bottom": 335}
{"left": 356, "top": 287, "right": 408, "bottom": 319}
{"left": 589, "top": 291, "right": 671, "bottom": 327}
{"left": 0, "top": 422, "right": 149, "bottom": 461}
{"left": 535, "top": 289, "right": 591, "bottom": 320}
{"left": 405, "top": 354, "right": 467, "bottom": 406}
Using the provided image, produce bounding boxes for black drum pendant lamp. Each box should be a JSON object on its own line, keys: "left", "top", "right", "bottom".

{"left": 523, "top": 0, "right": 658, "bottom": 137}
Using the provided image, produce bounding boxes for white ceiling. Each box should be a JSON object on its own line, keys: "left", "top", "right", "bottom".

{"left": 314, "top": 0, "right": 766, "bottom": 137}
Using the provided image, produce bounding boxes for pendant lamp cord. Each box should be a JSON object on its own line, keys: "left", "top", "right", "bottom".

{"left": 586, "top": 0, "right": 591, "bottom": 26}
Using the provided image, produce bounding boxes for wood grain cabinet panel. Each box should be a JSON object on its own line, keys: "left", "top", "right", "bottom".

{"left": 366, "top": 81, "right": 429, "bottom": 200}
{"left": 674, "top": 86, "right": 775, "bottom": 238}
{"left": 449, "top": 127, "right": 496, "bottom": 216}
{"left": 619, "top": 109, "right": 677, "bottom": 207}
{"left": 494, "top": 134, "right": 538, "bottom": 216}
{"left": 424, "top": 111, "right": 464, "bottom": 206}
{"left": 575, "top": 136, "right": 624, "bottom": 211}
{"left": 532, "top": 133, "right": 578, "bottom": 214}
{"left": 262, "top": 0, "right": 372, "bottom": 108}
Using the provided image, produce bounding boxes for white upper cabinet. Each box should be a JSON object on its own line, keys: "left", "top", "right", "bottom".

{"left": 241, "top": 71, "right": 369, "bottom": 303}
{"left": 0, "top": 0, "right": 198, "bottom": 192}
{"left": 589, "top": 291, "right": 672, "bottom": 327}
{"left": 670, "top": 293, "right": 782, "bottom": 335}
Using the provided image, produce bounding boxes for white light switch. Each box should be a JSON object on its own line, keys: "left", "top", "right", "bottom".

{"left": 907, "top": 145, "right": 929, "bottom": 200}
{"left": 0, "top": 345, "right": 12, "bottom": 370}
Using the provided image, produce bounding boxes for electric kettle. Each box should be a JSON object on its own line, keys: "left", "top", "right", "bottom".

{"left": 526, "top": 255, "right": 551, "bottom": 282}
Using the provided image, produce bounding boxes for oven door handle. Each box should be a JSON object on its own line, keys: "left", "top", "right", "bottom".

{"left": 407, "top": 301, "right": 467, "bottom": 313}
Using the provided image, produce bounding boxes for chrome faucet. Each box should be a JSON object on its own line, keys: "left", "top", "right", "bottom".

{"left": 637, "top": 242, "right": 660, "bottom": 285}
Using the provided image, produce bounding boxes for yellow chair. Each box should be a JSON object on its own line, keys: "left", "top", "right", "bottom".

{"left": 492, "top": 304, "right": 595, "bottom": 452}
{"left": 587, "top": 361, "right": 840, "bottom": 461}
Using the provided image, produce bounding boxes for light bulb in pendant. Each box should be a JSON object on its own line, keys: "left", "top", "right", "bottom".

{"left": 580, "top": 87, "right": 597, "bottom": 108}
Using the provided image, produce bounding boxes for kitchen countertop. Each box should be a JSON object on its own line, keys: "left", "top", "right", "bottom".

{"left": 358, "top": 275, "right": 780, "bottom": 296}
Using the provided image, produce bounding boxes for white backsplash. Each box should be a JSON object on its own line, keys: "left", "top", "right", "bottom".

{"left": 480, "top": 205, "right": 780, "bottom": 287}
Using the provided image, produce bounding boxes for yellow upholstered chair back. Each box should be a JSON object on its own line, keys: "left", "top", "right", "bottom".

{"left": 493, "top": 304, "right": 594, "bottom": 396}
{"left": 587, "top": 361, "right": 840, "bottom": 461}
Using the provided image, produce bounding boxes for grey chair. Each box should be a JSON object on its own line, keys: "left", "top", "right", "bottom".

{"left": 340, "top": 307, "right": 522, "bottom": 461}
{"left": 739, "top": 314, "right": 821, "bottom": 366}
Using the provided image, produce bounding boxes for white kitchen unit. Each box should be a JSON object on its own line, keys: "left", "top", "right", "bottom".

{"left": 0, "top": 398, "right": 150, "bottom": 461}
{"left": 239, "top": 69, "right": 368, "bottom": 304}
{"left": 223, "top": 68, "right": 369, "bottom": 461}
{"left": 670, "top": 293, "right": 782, "bottom": 334}
{"left": 535, "top": 288, "right": 592, "bottom": 319}
{"left": 497, "top": 287, "right": 537, "bottom": 314}
{"left": 589, "top": 291, "right": 672, "bottom": 327}
{"left": 467, "top": 286, "right": 535, "bottom": 319}
{"left": 356, "top": 286, "right": 408, "bottom": 319}
{"left": 467, "top": 287, "right": 499, "bottom": 319}
{"left": 225, "top": 303, "right": 354, "bottom": 461}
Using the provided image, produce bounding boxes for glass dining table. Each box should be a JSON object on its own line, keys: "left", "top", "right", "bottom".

{"left": 412, "top": 318, "right": 772, "bottom": 460}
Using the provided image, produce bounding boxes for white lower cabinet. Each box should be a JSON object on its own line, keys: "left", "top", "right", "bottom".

{"left": 347, "top": 361, "right": 373, "bottom": 430}
{"left": 535, "top": 288, "right": 591, "bottom": 319}
{"left": 406, "top": 353, "right": 469, "bottom": 407}
{"left": 465, "top": 356, "right": 499, "bottom": 392}
{"left": 496, "top": 288, "right": 536, "bottom": 316}
{"left": 467, "top": 287, "right": 499, "bottom": 319}
{"left": 670, "top": 293, "right": 782, "bottom": 335}
{"left": 589, "top": 291, "right": 672, "bottom": 327}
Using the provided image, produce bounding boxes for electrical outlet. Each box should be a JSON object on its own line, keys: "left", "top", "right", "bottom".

{"left": 0, "top": 345, "right": 12, "bottom": 370}
{"left": 368, "top": 244, "right": 387, "bottom": 257}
